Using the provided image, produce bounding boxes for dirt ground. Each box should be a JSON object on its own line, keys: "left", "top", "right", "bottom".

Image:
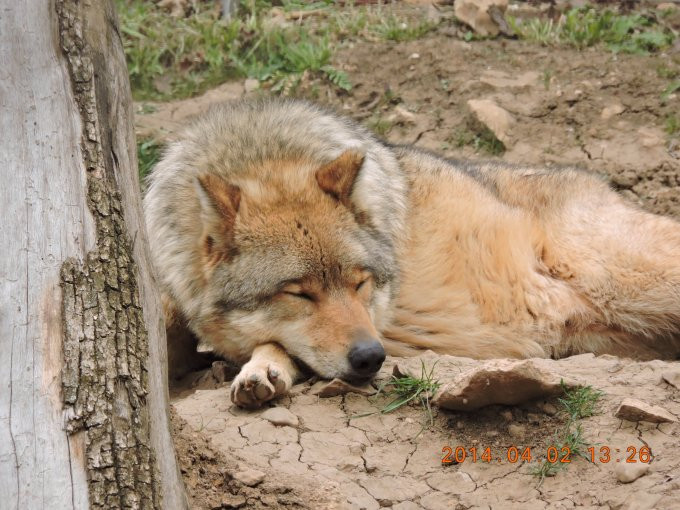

{"left": 134, "top": 4, "right": 680, "bottom": 508}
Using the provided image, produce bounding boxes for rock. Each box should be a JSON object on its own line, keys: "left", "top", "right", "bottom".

{"left": 638, "top": 126, "right": 665, "bottom": 149}
{"left": 500, "top": 410, "right": 513, "bottom": 421}
{"left": 409, "top": 52, "right": 420, "bottom": 60}
{"left": 662, "top": 369, "right": 680, "bottom": 389}
{"left": 432, "top": 359, "right": 576, "bottom": 411}
{"left": 232, "top": 468, "right": 266, "bottom": 487}
{"left": 455, "top": 0, "right": 509, "bottom": 37}
{"left": 467, "top": 98, "right": 515, "bottom": 146}
{"left": 601, "top": 103, "right": 625, "bottom": 120}
{"left": 310, "top": 378, "right": 375, "bottom": 397}
{"left": 388, "top": 105, "right": 417, "bottom": 125}
{"left": 540, "top": 402, "right": 558, "bottom": 416}
{"left": 210, "top": 360, "right": 238, "bottom": 383}
{"left": 244, "top": 78, "right": 260, "bottom": 93}
{"left": 220, "top": 494, "right": 247, "bottom": 508}
{"left": 615, "top": 398, "right": 676, "bottom": 423}
{"left": 615, "top": 461, "right": 650, "bottom": 483}
{"left": 658, "top": 2, "right": 677, "bottom": 10}
{"left": 261, "top": 406, "right": 299, "bottom": 427}
{"left": 508, "top": 424, "right": 525, "bottom": 439}
{"left": 526, "top": 413, "right": 541, "bottom": 424}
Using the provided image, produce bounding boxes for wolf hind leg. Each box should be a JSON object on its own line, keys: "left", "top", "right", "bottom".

{"left": 230, "top": 343, "right": 301, "bottom": 408}
{"left": 545, "top": 188, "right": 680, "bottom": 358}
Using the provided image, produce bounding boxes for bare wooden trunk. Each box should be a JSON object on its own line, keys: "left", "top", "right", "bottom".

{"left": 0, "top": 1, "right": 188, "bottom": 508}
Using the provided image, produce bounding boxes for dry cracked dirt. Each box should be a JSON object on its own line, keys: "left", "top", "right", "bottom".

{"left": 134, "top": 4, "right": 680, "bottom": 508}
{"left": 170, "top": 354, "right": 680, "bottom": 510}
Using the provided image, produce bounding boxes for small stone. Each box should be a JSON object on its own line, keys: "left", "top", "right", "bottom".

{"left": 615, "top": 461, "right": 650, "bottom": 483}
{"left": 409, "top": 52, "right": 420, "bottom": 59}
{"left": 221, "top": 494, "right": 247, "bottom": 508}
{"left": 662, "top": 369, "right": 680, "bottom": 389}
{"left": 508, "top": 424, "right": 525, "bottom": 439}
{"left": 433, "top": 358, "right": 576, "bottom": 411}
{"left": 615, "top": 398, "right": 676, "bottom": 423}
{"left": 540, "top": 402, "right": 558, "bottom": 416}
{"left": 244, "top": 78, "right": 260, "bottom": 93}
{"left": 233, "top": 468, "right": 266, "bottom": 487}
{"left": 486, "top": 430, "right": 499, "bottom": 437}
{"left": 526, "top": 413, "right": 541, "bottom": 424}
{"left": 455, "top": 0, "right": 509, "bottom": 36}
{"left": 310, "top": 378, "right": 375, "bottom": 397}
{"left": 601, "top": 103, "right": 625, "bottom": 120}
{"left": 389, "top": 105, "right": 416, "bottom": 124}
{"left": 658, "top": 2, "right": 677, "bottom": 10}
{"left": 500, "top": 410, "right": 513, "bottom": 421}
{"left": 467, "top": 98, "right": 515, "bottom": 146}
{"left": 261, "top": 407, "right": 299, "bottom": 427}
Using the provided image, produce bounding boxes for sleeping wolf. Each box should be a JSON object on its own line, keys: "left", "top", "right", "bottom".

{"left": 144, "top": 99, "right": 680, "bottom": 408}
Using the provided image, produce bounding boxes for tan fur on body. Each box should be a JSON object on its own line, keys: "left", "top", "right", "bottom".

{"left": 144, "top": 99, "right": 680, "bottom": 408}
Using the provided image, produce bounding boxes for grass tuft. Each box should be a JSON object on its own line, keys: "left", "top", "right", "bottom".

{"left": 351, "top": 361, "right": 440, "bottom": 432}
{"left": 454, "top": 123, "right": 505, "bottom": 156}
{"left": 509, "top": 7, "right": 676, "bottom": 54}
{"left": 137, "top": 138, "right": 163, "bottom": 183}
{"left": 116, "top": 0, "right": 441, "bottom": 101}
{"left": 530, "top": 381, "right": 603, "bottom": 485}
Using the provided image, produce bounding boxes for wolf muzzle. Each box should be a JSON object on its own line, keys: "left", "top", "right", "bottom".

{"left": 347, "top": 336, "right": 385, "bottom": 380}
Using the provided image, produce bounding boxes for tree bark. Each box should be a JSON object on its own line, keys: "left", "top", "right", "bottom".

{"left": 0, "top": 1, "right": 188, "bottom": 508}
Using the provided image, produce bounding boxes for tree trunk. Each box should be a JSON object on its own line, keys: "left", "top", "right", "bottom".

{"left": 0, "top": 1, "right": 188, "bottom": 508}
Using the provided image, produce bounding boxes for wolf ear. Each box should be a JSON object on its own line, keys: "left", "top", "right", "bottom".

{"left": 315, "top": 150, "right": 365, "bottom": 208}
{"left": 195, "top": 174, "right": 241, "bottom": 260}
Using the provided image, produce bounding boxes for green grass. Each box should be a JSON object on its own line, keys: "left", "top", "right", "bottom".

{"left": 366, "top": 116, "right": 394, "bottom": 137}
{"left": 661, "top": 80, "right": 680, "bottom": 103}
{"left": 116, "top": 0, "right": 441, "bottom": 101}
{"left": 370, "top": 14, "right": 435, "bottom": 42}
{"left": 509, "top": 7, "right": 676, "bottom": 54}
{"left": 666, "top": 114, "right": 679, "bottom": 136}
{"left": 117, "top": 0, "right": 241, "bottom": 100}
{"left": 530, "top": 382, "right": 603, "bottom": 485}
{"left": 137, "top": 138, "right": 163, "bottom": 182}
{"left": 454, "top": 124, "right": 505, "bottom": 156}
{"left": 351, "top": 361, "right": 440, "bottom": 431}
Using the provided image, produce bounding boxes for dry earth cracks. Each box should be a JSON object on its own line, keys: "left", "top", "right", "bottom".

{"left": 173, "top": 354, "right": 680, "bottom": 509}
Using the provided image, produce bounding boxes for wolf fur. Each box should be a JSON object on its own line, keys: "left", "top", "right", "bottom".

{"left": 144, "top": 98, "right": 680, "bottom": 407}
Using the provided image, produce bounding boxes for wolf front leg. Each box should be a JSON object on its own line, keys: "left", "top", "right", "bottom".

{"left": 230, "top": 343, "right": 300, "bottom": 408}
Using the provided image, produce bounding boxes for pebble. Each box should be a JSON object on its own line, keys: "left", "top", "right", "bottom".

{"left": 526, "top": 413, "right": 541, "bottom": 424}
{"left": 540, "top": 402, "right": 558, "bottom": 416}
{"left": 615, "top": 461, "right": 649, "bottom": 483}
{"left": 500, "top": 410, "right": 513, "bottom": 421}
{"left": 261, "top": 407, "right": 299, "bottom": 427}
{"left": 233, "top": 468, "right": 265, "bottom": 487}
{"left": 615, "top": 398, "right": 676, "bottom": 423}
{"left": 662, "top": 369, "right": 680, "bottom": 389}
{"left": 221, "top": 494, "right": 247, "bottom": 509}
{"left": 508, "top": 424, "right": 525, "bottom": 439}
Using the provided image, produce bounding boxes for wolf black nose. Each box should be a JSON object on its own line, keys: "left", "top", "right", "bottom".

{"left": 348, "top": 339, "right": 386, "bottom": 376}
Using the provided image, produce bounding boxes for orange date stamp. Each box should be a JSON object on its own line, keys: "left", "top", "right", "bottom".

{"left": 441, "top": 445, "right": 652, "bottom": 465}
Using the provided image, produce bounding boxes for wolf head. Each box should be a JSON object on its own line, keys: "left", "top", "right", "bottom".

{"left": 144, "top": 99, "right": 408, "bottom": 382}
{"left": 192, "top": 151, "right": 396, "bottom": 380}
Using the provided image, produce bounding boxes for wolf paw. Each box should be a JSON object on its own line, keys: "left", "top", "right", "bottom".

{"left": 230, "top": 359, "right": 292, "bottom": 408}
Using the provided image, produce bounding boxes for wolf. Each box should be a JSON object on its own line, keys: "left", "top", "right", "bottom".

{"left": 144, "top": 98, "right": 680, "bottom": 408}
